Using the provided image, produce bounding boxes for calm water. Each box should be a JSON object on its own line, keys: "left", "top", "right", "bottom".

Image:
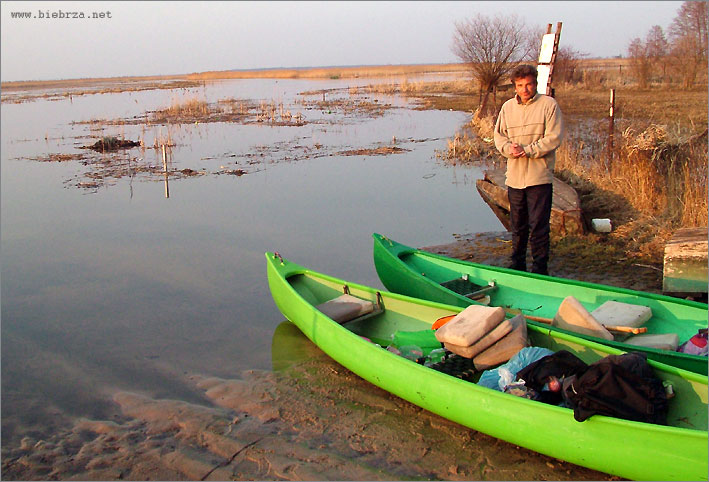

{"left": 1, "top": 75, "right": 501, "bottom": 445}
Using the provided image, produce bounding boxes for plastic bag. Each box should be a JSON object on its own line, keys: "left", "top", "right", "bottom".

{"left": 477, "top": 346, "right": 554, "bottom": 390}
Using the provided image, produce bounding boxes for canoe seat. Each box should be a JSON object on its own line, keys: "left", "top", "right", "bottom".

{"left": 441, "top": 277, "right": 496, "bottom": 301}
{"left": 316, "top": 293, "right": 381, "bottom": 324}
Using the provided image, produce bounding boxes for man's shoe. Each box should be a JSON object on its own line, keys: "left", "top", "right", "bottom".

{"left": 506, "top": 262, "right": 526, "bottom": 272}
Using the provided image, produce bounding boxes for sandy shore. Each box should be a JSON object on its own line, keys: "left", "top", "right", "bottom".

{"left": 1, "top": 328, "right": 618, "bottom": 481}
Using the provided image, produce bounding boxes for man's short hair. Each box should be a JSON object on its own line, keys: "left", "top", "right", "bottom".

{"left": 511, "top": 64, "right": 538, "bottom": 84}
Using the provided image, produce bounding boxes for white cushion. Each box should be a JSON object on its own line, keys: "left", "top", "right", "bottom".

{"left": 590, "top": 301, "right": 652, "bottom": 328}
{"left": 624, "top": 333, "right": 680, "bottom": 351}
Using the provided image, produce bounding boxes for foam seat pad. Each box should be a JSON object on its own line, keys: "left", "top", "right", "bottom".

{"left": 443, "top": 315, "right": 517, "bottom": 359}
{"left": 590, "top": 300, "right": 652, "bottom": 328}
{"left": 553, "top": 296, "right": 614, "bottom": 341}
{"left": 316, "top": 294, "right": 374, "bottom": 324}
{"left": 624, "top": 333, "right": 680, "bottom": 351}
{"left": 473, "top": 315, "right": 528, "bottom": 371}
{"left": 434, "top": 304, "right": 506, "bottom": 346}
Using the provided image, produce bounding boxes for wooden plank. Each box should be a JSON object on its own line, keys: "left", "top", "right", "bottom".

{"left": 663, "top": 227, "right": 708, "bottom": 295}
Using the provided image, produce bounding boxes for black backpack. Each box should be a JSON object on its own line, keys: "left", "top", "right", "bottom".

{"left": 516, "top": 350, "right": 588, "bottom": 405}
{"left": 562, "top": 352, "right": 669, "bottom": 424}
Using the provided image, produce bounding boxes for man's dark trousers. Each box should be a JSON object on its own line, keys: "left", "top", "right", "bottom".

{"left": 507, "top": 183, "right": 553, "bottom": 274}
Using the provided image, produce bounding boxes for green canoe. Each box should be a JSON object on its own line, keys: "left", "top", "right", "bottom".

{"left": 265, "top": 252, "right": 708, "bottom": 481}
{"left": 373, "top": 233, "right": 709, "bottom": 375}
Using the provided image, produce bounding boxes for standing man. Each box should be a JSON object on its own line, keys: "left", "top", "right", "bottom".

{"left": 494, "top": 64, "right": 564, "bottom": 275}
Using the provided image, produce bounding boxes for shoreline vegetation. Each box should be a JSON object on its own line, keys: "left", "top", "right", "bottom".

{"left": 3, "top": 59, "right": 707, "bottom": 291}
{"left": 0, "top": 63, "right": 469, "bottom": 91}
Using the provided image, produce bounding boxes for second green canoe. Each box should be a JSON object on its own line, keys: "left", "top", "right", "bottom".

{"left": 373, "top": 233, "right": 708, "bottom": 375}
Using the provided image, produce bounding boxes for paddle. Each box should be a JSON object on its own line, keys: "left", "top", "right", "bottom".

{"left": 519, "top": 313, "right": 647, "bottom": 335}
{"left": 433, "top": 314, "right": 456, "bottom": 329}
{"left": 434, "top": 311, "right": 647, "bottom": 335}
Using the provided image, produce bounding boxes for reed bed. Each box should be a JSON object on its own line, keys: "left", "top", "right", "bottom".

{"left": 185, "top": 63, "right": 468, "bottom": 82}
{"left": 154, "top": 96, "right": 211, "bottom": 118}
{"left": 553, "top": 122, "right": 708, "bottom": 258}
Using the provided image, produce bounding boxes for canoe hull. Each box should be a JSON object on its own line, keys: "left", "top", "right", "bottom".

{"left": 372, "top": 233, "right": 709, "bottom": 375}
{"left": 266, "top": 252, "right": 708, "bottom": 481}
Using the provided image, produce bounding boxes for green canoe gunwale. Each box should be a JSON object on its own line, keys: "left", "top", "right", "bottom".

{"left": 265, "top": 251, "right": 708, "bottom": 481}
{"left": 372, "top": 233, "right": 709, "bottom": 375}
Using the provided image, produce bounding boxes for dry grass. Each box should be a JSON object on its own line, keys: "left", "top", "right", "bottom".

{"left": 157, "top": 97, "right": 211, "bottom": 117}
{"left": 554, "top": 123, "right": 708, "bottom": 259}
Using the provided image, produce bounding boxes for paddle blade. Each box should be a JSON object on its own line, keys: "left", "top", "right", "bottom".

{"left": 433, "top": 314, "right": 456, "bottom": 330}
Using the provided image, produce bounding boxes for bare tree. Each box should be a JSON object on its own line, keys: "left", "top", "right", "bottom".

{"left": 628, "top": 37, "right": 652, "bottom": 88}
{"left": 668, "top": 1, "right": 708, "bottom": 88}
{"left": 554, "top": 46, "right": 588, "bottom": 84}
{"left": 452, "top": 13, "right": 533, "bottom": 118}
{"left": 646, "top": 25, "right": 669, "bottom": 82}
{"left": 669, "top": 1, "right": 708, "bottom": 57}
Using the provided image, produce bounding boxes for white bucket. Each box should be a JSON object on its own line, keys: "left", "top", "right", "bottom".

{"left": 591, "top": 218, "right": 612, "bottom": 233}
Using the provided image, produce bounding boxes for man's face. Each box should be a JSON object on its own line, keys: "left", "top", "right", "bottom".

{"left": 514, "top": 75, "right": 537, "bottom": 103}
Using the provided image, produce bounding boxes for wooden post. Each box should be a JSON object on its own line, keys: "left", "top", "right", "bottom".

{"left": 547, "top": 22, "right": 562, "bottom": 97}
{"left": 608, "top": 89, "right": 615, "bottom": 167}
{"left": 162, "top": 144, "right": 170, "bottom": 198}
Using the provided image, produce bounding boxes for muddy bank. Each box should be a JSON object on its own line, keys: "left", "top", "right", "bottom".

{"left": 2, "top": 319, "right": 617, "bottom": 481}
{"left": 424, "top": 231, "right": 665, "bottom": 294}
{"left": 0, "top": 79, "right": 204, "bottom": 104}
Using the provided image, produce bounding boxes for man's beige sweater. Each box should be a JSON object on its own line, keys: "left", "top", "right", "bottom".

{"left": 494, "top": 93, "right": 564, "bottom": 189}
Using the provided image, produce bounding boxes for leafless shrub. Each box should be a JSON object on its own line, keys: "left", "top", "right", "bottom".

{"left": 451, "top": 13, "right": 534, "bottom": 118}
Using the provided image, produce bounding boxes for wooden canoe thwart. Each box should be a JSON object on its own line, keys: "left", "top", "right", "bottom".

{"left": 475, "top": 167, "right": 585, "bottom": 236}
{"left": 663, "top": 227, "right": 709, "bottom": 296}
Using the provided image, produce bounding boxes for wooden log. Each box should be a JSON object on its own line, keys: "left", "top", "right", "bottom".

{"left": 475, "top": 167, "right": 585, "bottom": 236}
{"left": 663, "top": 227, "right": 708, "bottom": 296}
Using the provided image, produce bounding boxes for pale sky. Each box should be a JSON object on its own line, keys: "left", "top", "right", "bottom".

{"left": 1, "top": 1, "right": 683, "bottom": 82}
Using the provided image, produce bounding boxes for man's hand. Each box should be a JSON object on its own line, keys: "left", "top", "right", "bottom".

{"left": 511, "top": 143, "right": 526, "bottom": 158}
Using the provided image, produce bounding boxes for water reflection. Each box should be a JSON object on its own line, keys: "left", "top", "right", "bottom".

{"left": 271, "top": 320, "right": 322, "bottom": 372}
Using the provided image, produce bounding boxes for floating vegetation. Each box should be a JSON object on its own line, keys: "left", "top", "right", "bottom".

{"left": 338, "top": 146, "right": 409, "bottom": 156}
{"left": 81, "top": 136, "right": 141, "bottom": 152}
{"left": 28, "top": 153, "right": 89, "bottom": 163}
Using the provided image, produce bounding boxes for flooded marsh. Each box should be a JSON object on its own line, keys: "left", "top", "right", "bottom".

{"left": 1, "top": 74, "right": 611, "bottom": 480}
